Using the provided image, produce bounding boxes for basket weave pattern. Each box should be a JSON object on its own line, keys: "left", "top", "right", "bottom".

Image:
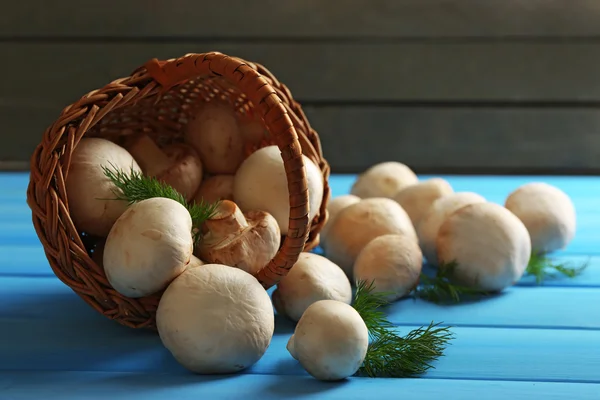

{"left": 26, "top": 52, "right": 330, "bottom": 329}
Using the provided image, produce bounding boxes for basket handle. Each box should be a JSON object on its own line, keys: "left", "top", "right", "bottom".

{"left": 144, "top": 52, "right": 311, "bottom": 288}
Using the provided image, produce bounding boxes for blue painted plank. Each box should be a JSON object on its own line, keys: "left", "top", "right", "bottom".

{"left": 1, "top": 372, "right": 600, "bottom": 400}
{"left": 1, "top": 315, "right": 599, "bottom": 383}
{"left": 2, "top": 275, "right": 600, "bottom": 330}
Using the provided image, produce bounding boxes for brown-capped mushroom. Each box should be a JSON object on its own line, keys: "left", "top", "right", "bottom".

{"left": 195, "top": 200, "right": 281, "bottom": 275}
{"left": 184, "top": 102, "right": 245, "bottom": 174}
{"left": 193, "top": 174, "right": 234, "bottom": 205}
{"left": 124, "top": 133, "right": 203, "bottom": 202}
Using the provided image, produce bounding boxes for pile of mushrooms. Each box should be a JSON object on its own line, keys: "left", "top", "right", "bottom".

{"left": 64, "top": 97, "right": 331, "bottom": 376}
{"left": 64, "top": 96, "right": 580, "bottom": 381}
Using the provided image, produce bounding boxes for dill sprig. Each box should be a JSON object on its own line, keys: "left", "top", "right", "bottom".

{"left": 413, "top": 261, "right": 493, "bottom": 304}
{"left": 353, "top": 280, "right": 454, "bottom": 378}
{"left": 101, "top": 163, "right": 220, "bottom": 230}
{"left": 526, "top": 253, "right": 589, "bottom": 285}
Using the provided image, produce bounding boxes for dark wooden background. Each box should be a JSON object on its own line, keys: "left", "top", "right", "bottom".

{"left": 2, "top": 0, "right": 600, "bottom": 174}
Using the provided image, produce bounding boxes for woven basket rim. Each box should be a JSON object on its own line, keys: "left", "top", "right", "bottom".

{"left": 26, "top": 51, "right": 330, "bottom": 329}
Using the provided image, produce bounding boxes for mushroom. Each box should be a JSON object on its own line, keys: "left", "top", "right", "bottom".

{"left": 65, "top": 137, "right": 142, "bottom": 237}
{"left": 393, "top": 178, "right": 454, "bottom": 227}
{"left": 353, "top": 234, "right": 423, "bottom": 302}
{"left": 103, "top": 197, "right": 193, "bottom": 298}
{"left": 324, "top": 197, "right": 417, "bottom": 279}
{"left": 417, "top": 192, "right": 486, "bottom": 266}
{"left": 195, "top": 200, "right": 280, "bottom": 276}
{"left": 319, "top": 194, "right": 361, "bottom": 252}
{"left": 188, "top": 255, "right": 205, "bottom": 268}
{"left": 193, "top": 174, "right": 234, "bottom": 205}
{"left": 157, "top": 263, "right": 275, "bottom": 374}
{"left": 436, "top": 202, "right": 532, "bottom": 292}
{"left": 233, "top": 145, "right": 324, "bottom": 235}
{"left": 504, "top": 182, "right": 576, "bottom": 254}
{"left": 287, "top": 299, "right": 369, "bottom": 381}
{"left": 239, "top": 118, "right": 268, "bottom": 147}
{"left": 124, "top": 133, "right": 203, "bottom": 202}
{"left": 350, "top": 161, "right": 418, "bottom": 199}
{"left": 272, "top": 252, "right": 352, "bottom": 322}
{"left": 184, "top": 102, "right": 245, "bottom": 174}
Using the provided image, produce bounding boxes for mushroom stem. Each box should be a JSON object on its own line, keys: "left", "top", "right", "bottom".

{"left": 125, "top": 134, "right": 172, "bottom": 176}
{"left": 204, "top": 200, "right": 249, "bottom": 238}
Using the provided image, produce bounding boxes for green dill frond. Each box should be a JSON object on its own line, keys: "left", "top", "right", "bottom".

{"left": 526, "top": 253, "right": 589, "bottom": 285}
{"left": 101, "top": 163, "right": 220, "bottom": 230}
{"left": 353, "top": 279, "right": 454, "bottom": 378}
{"left": 414, "top": 261, "right": 493, "bottom": 304}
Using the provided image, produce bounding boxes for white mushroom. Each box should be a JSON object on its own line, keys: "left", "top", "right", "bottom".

{"left": 319, "top": 194, "right": 361, "bottom": 251}
{"left": 65, "top": 137, "right": 142, "bottom": 237}
{"left": 417, "top": 192, "right": 486, "bottom": 266}
{"left": 124, "top": 134, "right": 203, "bottom": 202}
{"left": 504, "top": 182, "right": 576, "bottom": 254}
{"left": 188, "top": 255, "right": 205, "bottom": 268}
{"left": 103, "top": 197, "right": 193, "bottom": 298}
{"left": 184, "top": 102, "right": 245, "bottom": 174}
{"left": 233, "top": 145, "right": 324, "bottom": 235}
{"left": 157, "top": 263, "right": 274, "bottom": 374}
{"left": 353, "top": 234, "right": 423, "bottom": 302}
{"left": 436, "top": 202, "right": 532, "bottom": 292}
{"left": 393, "top": 178, "right": 454, "bottom": 227}
{"left": 350, "top": 161, "right": 418, "bottom": 199}
{"left": 324, "top": 198, "right": 417, "bottom": 279}
{"left": 193, "top": 174, "right": 235, "bottom": 205}
{"left": 272, "top": 252, "right": 352, "bottom": 322}
{"left": 195, "top": 200, "right": 280, "bottom": 275}
{"left": 287, "top": 299, "right": 369, "bottom": 381}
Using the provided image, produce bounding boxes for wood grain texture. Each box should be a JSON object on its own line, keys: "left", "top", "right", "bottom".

{"left": 5, "top": 104, "right": 600, "bottom": 173}
{"left": 2, "top": 0, "right": 600, "bottom": 38}
{"left": 1, "top": 312, "right": 599, "bottom": 382}
{"left": 4, "top": 42, "right": 600, "bottom": 104}
{"left": 2, "top": 372, "right": 600, "bottom": 400}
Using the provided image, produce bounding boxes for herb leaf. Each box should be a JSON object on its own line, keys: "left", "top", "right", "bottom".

{"left": 101, "top": 163, "right": 220, "bottom": 231}
{"left": 414, "top": 261, "right": 493, "bottom": 304}
{"left": 526, "top": 253, "right": 589, "bottom": 285}
{"left": 353, "top": 280, "right": 454, "bottom": 378}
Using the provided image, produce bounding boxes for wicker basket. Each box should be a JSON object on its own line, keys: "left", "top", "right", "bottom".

{"left": 26, "top": 52, "right": 331, "bottom": 329}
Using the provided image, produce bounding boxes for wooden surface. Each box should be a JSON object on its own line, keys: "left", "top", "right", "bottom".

{"left": 1, "top": 172, "right": 600, "bottom": 399}
{"left": 1, "top": 1, "right": 600, "bottom": 173}
{"left": 3, "top": 0, "right": 600, "bottom": 38}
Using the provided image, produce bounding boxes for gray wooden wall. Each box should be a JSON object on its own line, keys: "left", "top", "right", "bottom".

{"left": 2, "top": 0, "right": 600, "bottom": 174}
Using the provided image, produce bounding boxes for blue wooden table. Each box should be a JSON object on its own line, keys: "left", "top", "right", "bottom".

{"left": 1, "top": 173, "right": 599, "bottom": 399}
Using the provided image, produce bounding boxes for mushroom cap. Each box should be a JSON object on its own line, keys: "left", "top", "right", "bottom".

{"left": 393, "top": 178, "right": 454, "bottom": 227}
{"left": 272, "top": 252, "right": 352, "bottom": 322}
{"left": 184, "top": 102, "right": 245, "bottom": 174}
{"left": 319, "top": 194, "right": 361, "bottom": 251}
{"left": 417, "top": 192, "right": 486, "bottom": 266}
{"left": 353, "top": 234, "right": 423, "bottom": 302}
{"left": 287, "top": 299, "right": 369, "bottom": 381}
{"left": 196, "top": 200, "right": 281, "bottom": 275}
{"left": 65, "top": 138, "right": 142, "bottom": 237}
{"left": 350, "top": 161, "right": 418, "bottom": 199}
{"left": 193, "top": 174, "right": 234, "bottom": 204}
{"left": 436, "top": 202, "right": 531, "bottom": 292}
{"left": 504, "top": 182, "right": 576, "bottom": 254}
{"left": 233, "top": 145, "right": 324, "bottom": 235}
{"left": 325, "top": 197, "right": 417, "bottom": 279}
{"left": 156, "top": 263, "right": 274, "bottom": 374}
{"left": 188, "top": 255, "right": 205, "bottom": 268}
{"left": 156, "top": 143, "right": 204, "bottom": 202}
{"left": 103, "top": 197, "right": 193, "bottom": 298}
{"left": 239, "top": 119, "right": 268, "bottom": 146}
